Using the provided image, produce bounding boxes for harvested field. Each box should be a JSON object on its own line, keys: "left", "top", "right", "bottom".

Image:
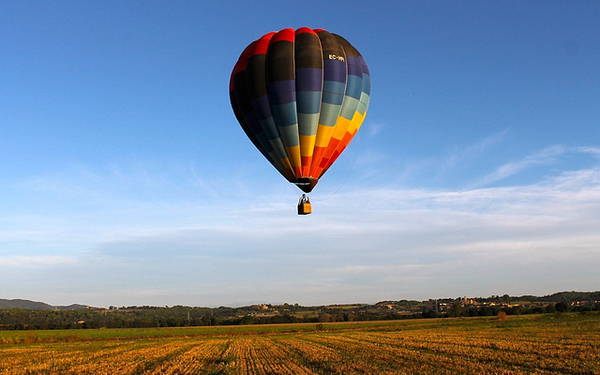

{"left": 1, "top": 313, "right": 598, "bottom": 374}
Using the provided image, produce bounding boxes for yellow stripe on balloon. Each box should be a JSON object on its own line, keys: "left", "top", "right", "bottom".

{"left": 279, "top": 156, "right": 292, "bottom": 170}
{"left": 300, "top": 135, "right": 316, "bottom": 157}
{"left": 314, "top": 125, "right": 336, "bottom": 148}
{"left": 286, "top": 145, "right": 302, "bottom": 168}
{"left": 332, "top": 116, "right": 352, "bottom": 140}
{"left": 347, "top": 111, "right": 366, "bottom": 135}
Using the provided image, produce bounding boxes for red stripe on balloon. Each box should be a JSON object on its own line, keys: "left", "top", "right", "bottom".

{"left": 252, "top": 32, "right": 275, "bottom": 55}
{"left": 271, "top": 28, "right": 295, "bottom": 43}
{"left": 296, "top": 27, "right": 317, "bottom": 36}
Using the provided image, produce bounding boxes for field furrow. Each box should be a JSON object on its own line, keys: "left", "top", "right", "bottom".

{"left": 145, "top": 338, "right": 230, "bottom": 374}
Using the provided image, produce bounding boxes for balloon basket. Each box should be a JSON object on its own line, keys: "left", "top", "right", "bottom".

{"left": 297, "top": 195, "right": 312, "bottom": 215}
{"left": 298, "top": 202, "right": 312, "bottom": 215}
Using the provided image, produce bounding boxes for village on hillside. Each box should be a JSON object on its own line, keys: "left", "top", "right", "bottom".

{"left": 1, "top": 292, "right": 598, "bottom": 330}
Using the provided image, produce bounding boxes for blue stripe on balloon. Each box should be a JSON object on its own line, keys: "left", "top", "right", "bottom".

{"left": 268, "top": 80, "right": 296, "bottom": 105}
{"left": 322, "top": 82, "right": 345, "bottom": 105}
{"left": 345, "top": 75, "right": 363, "bottom": 100}
{"left": 252, "top": 95, "right": 272, "bottom": 120}
{"left": 319, "top": 103, "right": 341, "bottom": 127}
{"left": 298, "top": 113, "right": 319, "bottom": 135}
{"left": 324, "top": 60, "right": 346, "bottom": 83}
{"left": 296, "top": 91, "right": 321, "bottom": 113}
{"left": 272, "top": 102, "right": 298, "bottom": 127}
{"left": 296, "top": 68, "right": 322, "bottom": 91}
{"left": 279, "top": 122, "right": 300, "bottom": 147}
{"left": 339, "top": 97, "right": 359, "bottom": 120}
{"left": 347, "top": 56, "right": 363, "bottom": 77}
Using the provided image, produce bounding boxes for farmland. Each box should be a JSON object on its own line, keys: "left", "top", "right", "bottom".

{"left": 1, "top": 313, "right": 598, "bottom": 374}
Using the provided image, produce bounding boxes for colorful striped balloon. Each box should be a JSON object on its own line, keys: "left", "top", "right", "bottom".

{"left": 230, "top": 27, "right": 370, "bottom": 193}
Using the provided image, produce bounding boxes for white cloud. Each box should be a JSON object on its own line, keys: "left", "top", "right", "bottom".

{"left": 0, "top": 255, "right": 76, "bottom": 268}
{"left": 1, "top": 149, "right": 599, "bottom": 306}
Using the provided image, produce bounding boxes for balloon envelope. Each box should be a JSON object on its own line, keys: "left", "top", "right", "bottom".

{"left": 230, "top": 27, "right": 370, "bottom": 192}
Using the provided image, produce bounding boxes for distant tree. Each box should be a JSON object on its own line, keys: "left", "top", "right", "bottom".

{"left": 449, "top": 302, "right": 463, "bottom": 317}
{"left": 506, "top": 305, "right": 524, "bottom": 315}
{"left": 478, "top": 306, "right": 499, "bottom": 316}
{"left": 240, "top": 315, "right": 255, "bottom": 325}
{"left": 318, "top": 313, "right": 332, "bottom": 322}
{"left": 555, "top": 302, "right": 569, "bottom": 313}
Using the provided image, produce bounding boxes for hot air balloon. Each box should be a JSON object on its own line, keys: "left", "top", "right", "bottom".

{"left": 229, "top": 28, "right": 370, "bottom": 214}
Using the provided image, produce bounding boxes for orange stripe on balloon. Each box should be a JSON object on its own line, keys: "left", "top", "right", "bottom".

{"left": 309, "top": 146, "right": 327, "bottom": 177}
{"left": 301, "top": 156, "right": 312, "bottom": 176}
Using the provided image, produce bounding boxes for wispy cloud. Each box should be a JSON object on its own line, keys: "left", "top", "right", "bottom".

{"left": 576, "top": 146, "right": 600, "bottom": 158}
{"left": 365, "top": 121, "right": 386, "bottom": 138}
{"left": 373, "top": 131, "right": 508, "bottom": 188}
{"left": 383, "top": 134, "right": 599, "bottom": 191}
{"left": 442, "top": 131, "right": 508, "bottom": 169}
{"left": 468, "top": 145, "right": 600, "bottom": 188}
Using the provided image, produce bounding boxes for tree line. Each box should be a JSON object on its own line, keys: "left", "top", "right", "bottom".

{"left": 1, "top": 300, "right": 598, "bottom": 331}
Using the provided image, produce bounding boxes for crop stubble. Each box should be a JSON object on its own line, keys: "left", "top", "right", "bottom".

{"left": 0, "top": 314, "right": 598, "bottom": 374}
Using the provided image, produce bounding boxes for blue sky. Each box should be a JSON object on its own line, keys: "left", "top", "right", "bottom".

{"left": 1, "top": 1, "right": 599, "bottom": 307}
